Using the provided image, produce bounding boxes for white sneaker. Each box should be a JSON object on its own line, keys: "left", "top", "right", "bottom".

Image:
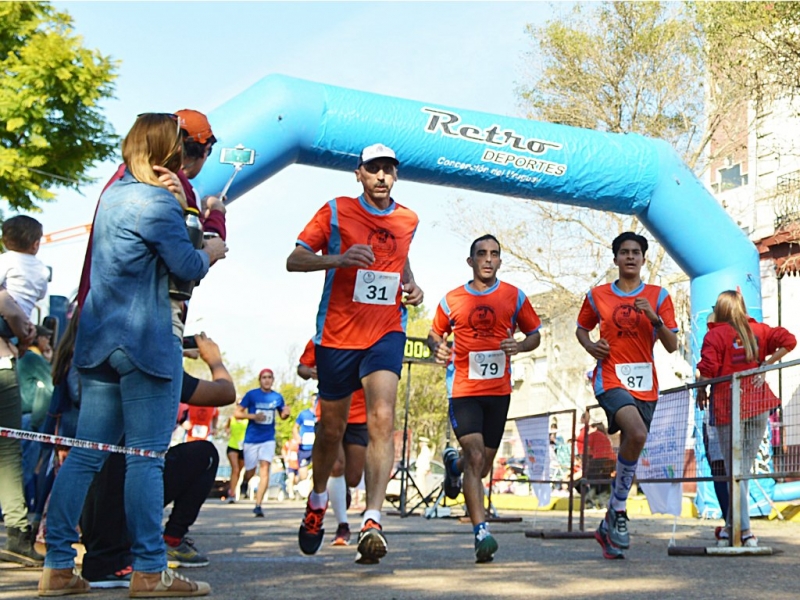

{"left": 742, "top": 535, "right": 758, "bottom": 547}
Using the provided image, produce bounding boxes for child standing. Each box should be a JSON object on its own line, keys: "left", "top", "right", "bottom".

{"left": 0, "top": 216, "right": 49, "bottom": 339}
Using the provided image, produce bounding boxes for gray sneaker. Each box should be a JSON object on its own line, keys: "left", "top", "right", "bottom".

{"left": 595, "top": 519, "right": 624, "bottom": 559}
{"left": 604, "top": 509, "right": 630, "bottom": 550}
{"left": 166, "top": 537, "right": 210, "bottom": 568}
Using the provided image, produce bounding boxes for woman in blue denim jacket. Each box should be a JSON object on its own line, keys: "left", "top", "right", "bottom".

{"left": 40, "top": 114, "right": 226, "bottom": 597}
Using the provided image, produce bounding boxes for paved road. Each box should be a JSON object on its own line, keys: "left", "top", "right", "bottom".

{"left": 2, "top": 498, "right": 797, "bottom": 599}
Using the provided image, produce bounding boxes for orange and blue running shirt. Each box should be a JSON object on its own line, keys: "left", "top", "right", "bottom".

{"left": 431, "top": 280, "right": 541, "bottom": 398}
{"left": 298, "top": 338, "right": 367, "bottom": 424}
{"left": 296, "top": 195, "right": 419, "bottom": 350}
{"left": 576, "top": 281, "right": 678, "bottom": 402}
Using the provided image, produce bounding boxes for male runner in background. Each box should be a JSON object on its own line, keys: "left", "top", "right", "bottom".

{"left": 428, "top": 234, "right": 541, "bottom": 563}
{"left": 576, "top": 231, "right": 678, "bottom": 559}
{"left": 234, "top": 369, "right": 290, "bottom": 518}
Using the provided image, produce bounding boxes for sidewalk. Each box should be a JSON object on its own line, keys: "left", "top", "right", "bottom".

{"left": 2, "top": 498, "right": 798, "bottom": 599}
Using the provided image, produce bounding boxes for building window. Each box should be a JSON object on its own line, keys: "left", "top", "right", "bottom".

{"left": 719, "top": 163, "right": 745, "bottom": 191}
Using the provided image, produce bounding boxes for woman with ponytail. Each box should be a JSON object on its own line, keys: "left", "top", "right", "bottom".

{"left": 697, "top": 290, "right": 796, "bottom": 547}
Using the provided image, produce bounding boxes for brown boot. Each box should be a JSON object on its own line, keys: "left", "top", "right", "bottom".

{"left": 38, "top": 567, "right": 91, "bottom": 597}
{"left": 129, "top": 569, "right": 210, "bottom": 598}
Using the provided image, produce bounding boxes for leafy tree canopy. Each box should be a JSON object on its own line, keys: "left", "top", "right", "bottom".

{"left": 0, "top": 1, "right": 118, "bottom": 212}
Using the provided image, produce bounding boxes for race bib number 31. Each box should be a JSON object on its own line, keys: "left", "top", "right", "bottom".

{"left": 468, "top": 350, "right": 506, "bottom": 380}
{"left": 615, "top": 362, "right": 653, "bottom": 392}
{"left": 353, "top": 270, "right": 400, "bottom": 305}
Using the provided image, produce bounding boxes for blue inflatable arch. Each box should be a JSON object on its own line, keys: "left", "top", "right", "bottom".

{"left": 193, "top": 74, "right": 761, "bottom": 360}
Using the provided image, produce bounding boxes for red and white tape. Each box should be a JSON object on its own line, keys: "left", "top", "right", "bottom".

{"left": 0, "top": 427, "right": 167, "bottom": 459}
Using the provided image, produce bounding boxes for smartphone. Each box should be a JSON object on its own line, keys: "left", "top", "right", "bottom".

{"left": 219, "top": 147, "right": 255, "bottom": 165}
{"left": 182, "top": 335, "right": 198, "bottom": 349}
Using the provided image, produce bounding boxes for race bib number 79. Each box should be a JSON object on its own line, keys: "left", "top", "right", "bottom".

{"left": 615, "top": 362, "right": 653, "bottom": 392}
{"left": 468, "top": 350, "right": 506, "bottom": 380}
{"left": 353, "top": 269, "right": 400, "bottom": 305}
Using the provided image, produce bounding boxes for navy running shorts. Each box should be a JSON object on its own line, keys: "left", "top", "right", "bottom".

{"left": 316, "top": 331, "right": 406, "bottom": 400}
{"left": 596, "top": 387, "right": 657, "bottom": 435}
{"left": 343, "top": 422, "right": 369, "bottom": 447}
{"left": 298, "top": 448, "right": 313, "bottom": 468}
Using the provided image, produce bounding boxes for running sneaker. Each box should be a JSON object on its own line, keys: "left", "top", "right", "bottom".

{"left": 355, "top": 519, "right": 387, "bottom": 565}
{"left": 298, "top": 501, "right": 326, "bottom": 555}
{"left": 474, "top": 529, "right": 498, "bottom": 564}
{"left": 442, "top": 447, "right": 462, "bottom": 500}
{"left": 595, "top": 518, "right": 624, "bottom": 560}
{"left": 167, "top": 537, "right": 210, "bottom": 568}
{"left": 332, "top": 523, "right": 351, "bottom": 546}
{"left": 604, "top": 509, "right": 630, "bottom": 550}
{"left": 86, "top": 565, "right": 133, "bottom": 589}
{"left": 253, "top": 505, "right": 264, "bottom": 518}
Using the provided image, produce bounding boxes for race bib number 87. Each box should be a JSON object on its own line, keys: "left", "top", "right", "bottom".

{"left": 353, "top": 269, "right": 401, "bottom": 305}
{"left": 615, "top": 362, "right": 653, "bottom": 392}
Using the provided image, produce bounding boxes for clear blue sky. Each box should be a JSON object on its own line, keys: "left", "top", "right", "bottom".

{"left": 32, "top": 1, "right": 557, "bottom": 381}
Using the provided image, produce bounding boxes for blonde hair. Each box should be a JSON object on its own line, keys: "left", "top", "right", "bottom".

{"left": 713, "top": 290, "right": 758, "bottom": 362}
{"left": 121, "top": 113, "right": 185, "bottom": 208}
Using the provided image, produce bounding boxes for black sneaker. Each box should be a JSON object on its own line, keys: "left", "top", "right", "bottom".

{"left": 86, "top": 565, "right": 133, "bottom": 589}
{"left": 355, "top": 519, "right": 387, "bottom": 565}
{"left": 595, "top": 518, "right": 624, "bottom": 560}
{"left": 298, "top": 501, "right": 326, "bottom": 555}
{"left": 253, "top": 505, "right": 265, "bottom": 518}
{"left": 442, "top": 447, "right": 462, "bottom": 500}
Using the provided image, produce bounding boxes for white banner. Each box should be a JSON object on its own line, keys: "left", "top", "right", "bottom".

{"left": 637, "top": 390, "right": 691, "bottom": 516}
{"left": 515, "top": 415, "right": 551, "bottom": 507}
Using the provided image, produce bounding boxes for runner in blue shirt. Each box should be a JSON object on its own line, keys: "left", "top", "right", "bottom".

{"left": 234, "top": 369, "right": 290, "bottom": 517}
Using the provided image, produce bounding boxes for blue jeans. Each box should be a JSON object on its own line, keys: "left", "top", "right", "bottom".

{"left": 45, "top": 342, "right": 182, "bottom": 572}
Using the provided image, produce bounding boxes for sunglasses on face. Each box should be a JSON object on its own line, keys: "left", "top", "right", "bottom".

{"left": 361, "top": 161, "right": 396, "bottom": 175}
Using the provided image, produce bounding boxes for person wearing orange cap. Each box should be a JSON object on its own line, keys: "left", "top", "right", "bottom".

{"left": 76, "top": 109, "right": 226, "bottom": 310}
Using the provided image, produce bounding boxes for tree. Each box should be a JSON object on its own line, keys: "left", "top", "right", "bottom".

{"left": 699, "top": 2, "right": 800, "bottom": 103}
{"left": 0, "top": 2, "right": 118, "bottom": 212}
{"left": 450, "top": 2, "right": 736, "bottom": 362}
{"left": 396, "top": 305, "right": 448, "bottom": 453}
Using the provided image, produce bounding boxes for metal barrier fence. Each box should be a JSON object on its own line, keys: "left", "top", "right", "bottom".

{"left": 502, "top": 358, "right": 800, "bottom": 547}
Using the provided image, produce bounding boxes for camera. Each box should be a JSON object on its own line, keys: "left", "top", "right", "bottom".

{"left": 182, "top": 335, "right": 198, "bottom": 349}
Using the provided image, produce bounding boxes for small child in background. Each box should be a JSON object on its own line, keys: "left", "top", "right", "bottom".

{"left": 0, "top": 216, "right": 50, "bottom": 340}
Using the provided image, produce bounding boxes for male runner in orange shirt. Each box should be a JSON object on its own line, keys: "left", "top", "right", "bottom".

{"left": 287, "top": 144, "right": 423, "bottom": 564}
{"left": 428, "top": 234, "right": 541, "bottom": 563}
{"left": 576, "top": 231, "right": 678, "bottom": 559}
{"left": 298, "top": 339, "right": 368, "bottom": 546}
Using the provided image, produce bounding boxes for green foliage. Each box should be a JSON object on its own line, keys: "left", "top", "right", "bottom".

{"left": 275, "top": 381, "right": 310, "bottom": 448}
{"left": 397, "top": 304, "right": 448, "bottom": 452}
{"left": 698, "top": 1, "right": 800, "bottom": 101}
{"left": 0, "top": 1, "right": 118, "bottom": 211}
{"left": 520, "top": 2, "right": 705, "bottom": 164}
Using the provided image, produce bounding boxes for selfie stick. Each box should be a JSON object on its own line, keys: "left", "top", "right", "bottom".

{"left": 218, "top": 144, "right": 255, "bottom": 205}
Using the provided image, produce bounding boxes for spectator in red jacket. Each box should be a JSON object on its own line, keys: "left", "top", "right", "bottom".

{"left": 697, "top": 290, "right": 796, "bottom": 548}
